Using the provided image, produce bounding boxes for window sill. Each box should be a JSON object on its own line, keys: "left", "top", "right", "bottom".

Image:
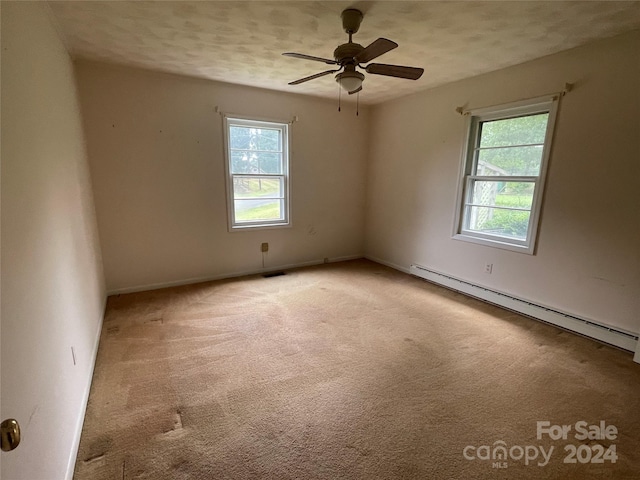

{"left": 229, "top": 222, "right": 291, "bottom": 232}
{"left": 452, "top": 233, "right": 534, "bottom": 255}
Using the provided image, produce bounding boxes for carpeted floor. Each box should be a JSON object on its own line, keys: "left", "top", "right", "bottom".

{"left": 74, "top": 259, "right": 640, "bottom": 479}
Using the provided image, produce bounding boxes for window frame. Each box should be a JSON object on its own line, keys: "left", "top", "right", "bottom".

{"left": 223, "top": 115, "right": 291, "bottom": 231}
{"left": 452, "top": 95, "right": 559, "bottom": 254}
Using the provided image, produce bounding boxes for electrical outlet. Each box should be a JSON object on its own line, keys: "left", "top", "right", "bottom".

{"left": 484, "top": 263, "right": 493, "bottom": 274}
{"left": 324, "top": 257, "right": 329, "bottom": 264}
{"left": 261, "top": 242, "right": 269, "bottom": 253}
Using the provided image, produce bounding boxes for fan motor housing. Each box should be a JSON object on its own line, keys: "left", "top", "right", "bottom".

{"left": 341, "top": 8, "right": 363, "bottom": 34}
{"left": 333, "top": 43, "right": 364, "bottom": 64}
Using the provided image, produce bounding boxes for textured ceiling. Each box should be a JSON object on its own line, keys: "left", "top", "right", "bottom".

{"left": 48, "top": 1, "right": 640, "bottom": 105}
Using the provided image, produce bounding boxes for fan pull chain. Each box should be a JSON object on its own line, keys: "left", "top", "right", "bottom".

{"left": 356, "top": 91, "right": 360, "bottom": 116}
{"left": 338, "top": 83, "right": 342, "bottom": 112}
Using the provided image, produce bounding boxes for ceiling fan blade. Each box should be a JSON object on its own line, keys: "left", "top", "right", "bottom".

{"left": 288, "top": 69, "right": 341, "bottom": 85}
{"left": 283, "top": 52, "right": 337, "bottom": 65}
{"left": 354, "top": 38, "right": 398, "bottom": 64}
{"left": 365, "top": 63, "right": 424, "bottom": 80}
{"left": 348, "top": 86, "right": 362, "bottom": 95}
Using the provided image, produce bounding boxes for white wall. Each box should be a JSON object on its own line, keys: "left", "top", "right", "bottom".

{"left": 74, "top": 62, "right": 369, "bottom": 293}
{"left": 365, "top": 30, "right": 640, "bottom": 334}
{"left": 1, "top": 3, "right": 105, "bottom": 479}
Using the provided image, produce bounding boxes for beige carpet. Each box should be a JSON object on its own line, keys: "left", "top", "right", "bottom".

{"left": 74, "top": 259, "right": 640, "bottom": 479}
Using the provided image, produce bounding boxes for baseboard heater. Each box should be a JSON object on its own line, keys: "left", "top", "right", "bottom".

{"left": 409, "top": 264, "right": 639, "bottom": 353}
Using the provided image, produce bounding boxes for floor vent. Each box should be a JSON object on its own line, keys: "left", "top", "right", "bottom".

{"left": 409, "top": 264, "right": 638, "bottom": 352}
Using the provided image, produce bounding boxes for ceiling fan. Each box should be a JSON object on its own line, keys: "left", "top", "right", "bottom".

{"left": 283, "top": 8, "right": 424, "bottom": 95}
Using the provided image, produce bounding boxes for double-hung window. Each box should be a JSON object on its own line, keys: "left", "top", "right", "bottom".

{"left": 453, "top": 96, "right": 559, "bottom": 253}
{"left": 223, "top": 116, "right": 290, "bottom": 229}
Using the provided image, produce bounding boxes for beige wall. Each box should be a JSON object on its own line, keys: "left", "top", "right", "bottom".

{"left": 1, "top": 3, "right": 106, "bottom": 479}
{"left": 74, "top": 62, "right": 368, "bottom": 293}
{"left": 365, "top": 30, "right": 640, "bottom": 334}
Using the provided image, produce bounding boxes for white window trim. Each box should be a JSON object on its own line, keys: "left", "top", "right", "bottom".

{"left": 452, "top": 95, "right": 559, "bottom": 254}
{"left": 222, "top": 114, "right": 291, "bottom": 231}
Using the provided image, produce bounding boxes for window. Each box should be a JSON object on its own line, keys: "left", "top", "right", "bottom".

{"left": 453, "top": 96, "right": 559, "bottom": 253}
{"left": 223, "top": 116, "right": 290, "bottom": 229}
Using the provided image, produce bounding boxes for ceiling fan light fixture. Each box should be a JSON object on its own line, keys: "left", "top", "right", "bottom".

{"left": 336, "top": 70, "right": 364, "bottom": 93}
{"left": 284, "top": 8, "right": 423, "bottom": 99}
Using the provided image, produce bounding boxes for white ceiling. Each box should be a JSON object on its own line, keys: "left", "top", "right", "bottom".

{"left": 48, "top": 1, "right": 640, "bottom": 105}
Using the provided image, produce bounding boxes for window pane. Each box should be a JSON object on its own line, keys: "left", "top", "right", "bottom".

{"left": 235, "top": 199, "right": 283, "bottom": 222}
{"left": 230, "top": 151, "right": 255, "bottom": 174}
{"left": 229, "top": 126, "right": 252, "bottom": 150}
{"left": 477, "top": 145, "right": 543, "bottom": 176}
{"left": 256, "top": 129, "right": 281, "bottom": 151}
{"left": 470, "top": 181, "right": 534, "bottom": 209}
{"left": 255, "top": 152, "right": 282, "bottom": 174}
{"left": 479, "top": 113, "right": 549, "bottom": 148}
{"left": 467, "top": 206, "right": 531, "bottom": 240}
{"left": 233, "top": 177, "right": 283, "bottom": 199}
{"left": 229, "top": 126, "right": 281, "bottom": 151}
{"left": 231, "top": 151, "right": 282, "bottom": 174}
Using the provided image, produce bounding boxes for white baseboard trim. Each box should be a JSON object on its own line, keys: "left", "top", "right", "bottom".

{"left": 635, "top": 342, "right": 640, "bottom": 364}
{"left": 107, "top": 254, "right": 364, "bottom": 296}
{"left": 65, "top": 296, "right": 107, "bottom": 480}
{"left": 364, "top": 255, "right": 411, "bottom": 274}
{"left": 407, "top": 263, "right": 638, "bottom": 354}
